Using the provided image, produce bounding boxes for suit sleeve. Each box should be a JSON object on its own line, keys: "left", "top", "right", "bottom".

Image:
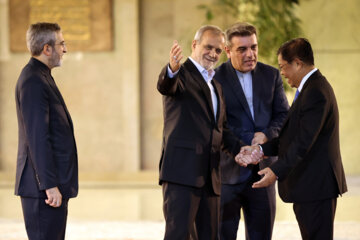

{"left": 221, "top": 109, "right": 245, "bottom": 157}
{"left": 222, "top": 127, "right": 244, "bottom": 157}
{"left": 263, "top": 70, "right": 289, "bottom": 139}
{"left": 157, "top": 64, "right": 184, "bottom": 96}
{"left": 19, "top": 76, "right": 58, "bottom": 191}
{"left": 261, "top": 136, "right": 280, "bottom": 156}
{"left": 270, "top": 87, "right": 329, "bottom": 180}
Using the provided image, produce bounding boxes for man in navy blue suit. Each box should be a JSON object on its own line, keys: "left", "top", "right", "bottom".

{"left": 215, "top": 22, "right": 289, "bottom": 240}
{"left": 15, "top": 22, "right": 78, "bottom": 240}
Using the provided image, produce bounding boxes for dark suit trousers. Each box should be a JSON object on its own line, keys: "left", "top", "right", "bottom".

{"left": 220, "top": 180, "right": 276, "bottom": 240}
{"left": 293, "top": 198, "right": 337, "bottom": 240}
{"left": 21, "top": 197, "right": 69, "bottom": 240}
{"left": 162, "top": 181, "right": 220, "bottom": 240}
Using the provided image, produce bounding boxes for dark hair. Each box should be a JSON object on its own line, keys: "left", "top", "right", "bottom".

{"left": 26, "top": 22, "right": 61, "bottom": 56}
{"left": 277, "top": 38, "right": 314, "bottom": 65}
{"left": 225, "top": 22, "right": 257, "bottom": 47}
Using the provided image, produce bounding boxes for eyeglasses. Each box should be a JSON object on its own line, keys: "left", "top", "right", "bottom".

{"left": 55, "top": 42, "right": 66, "bottom": 47}
{"left": 278, "top": 62, "right": 289, "bottom": 70}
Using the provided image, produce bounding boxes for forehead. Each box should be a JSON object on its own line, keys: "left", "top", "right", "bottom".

{"left": 278, "top": 54, "right": 287, "bottom": 64}
{"left": 230, "top": 34, "right": 257, "bottom": 47}
{"left": 55, "top": 31, "right": 64, "bottom": 41}
{"left": 200, "top": 30, "right": 225, "bottom": 46}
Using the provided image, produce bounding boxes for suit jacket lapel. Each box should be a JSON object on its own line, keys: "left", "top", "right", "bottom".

{"left": 44, "top": 74, "right": 74, "bottom": 131}
{"left": 225, "top": 61, "right": 254, "bottom": 122}
{"left": 279, "top": 70, "right": 321, "bottom": 136}
{"left": 251, "top": 66, "right": 262, "bottom": 123}
{"left": 29, "top": 58, "right": 74, "bottom": 132}
{"left": 211, "top": 79, "right": 222, "bottom": 123}
{"left": 184, "top": 59, "right": 216, "bottom": 121}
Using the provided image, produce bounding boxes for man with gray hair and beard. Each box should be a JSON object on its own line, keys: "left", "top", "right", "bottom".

{"left": 15, "top": 22, "right": 78, "bottom": 240}
{"left": 157, "top": 25, "right": 261, "bottom": 240}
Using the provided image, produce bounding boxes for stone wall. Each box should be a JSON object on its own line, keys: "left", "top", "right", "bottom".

{"left": 0, "top": 0, "right": 140, "bottom": 174}
{"left": 1, "top": 0, "right": 359, "bottom": 177}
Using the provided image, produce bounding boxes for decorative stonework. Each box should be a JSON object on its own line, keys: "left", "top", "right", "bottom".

{"left": 9, "top": 0, "right": 113, "bottom": 52}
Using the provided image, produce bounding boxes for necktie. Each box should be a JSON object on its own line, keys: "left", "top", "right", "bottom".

{"left": 293, "top": 89, "right": 300, "bottom": 104}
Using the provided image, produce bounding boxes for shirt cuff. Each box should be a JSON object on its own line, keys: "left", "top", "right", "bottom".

{"left": 167, "top": 65, "right": 179, "bottom": 78}
{"left": 258, "top": 144, "right": 263, "bottom": 153}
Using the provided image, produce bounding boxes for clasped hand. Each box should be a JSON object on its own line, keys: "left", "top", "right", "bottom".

{"left": 234, "top": 145, "right": 263, "bottom": 167}
{"left": 235, "top": 145, "right": 278, "bottom": 189}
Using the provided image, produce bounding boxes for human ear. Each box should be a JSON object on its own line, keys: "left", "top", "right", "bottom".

{"left": 42, "top": 44, "right": 52, "bottom": 56}
{"left": 294, "top": 58, "right": 303, "bottom": 69}
{"left": 191, "top": 40, "right": 197, "bottom": 51}
{"left": 225, "top": 46, "right": 231, "bottom": 58}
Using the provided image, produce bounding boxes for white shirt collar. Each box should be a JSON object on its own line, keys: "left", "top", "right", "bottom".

{"left": 298, "top": 68, "right": 318, "bottom": 92}
{"left": 189, "top": 57, "right": 215, "bottom": 83}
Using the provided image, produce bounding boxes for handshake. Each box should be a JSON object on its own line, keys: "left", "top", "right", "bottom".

{"left": 234, "top": 145, "right": 278, "bottom": 188}
{"left": 234, "top": 145, "right": 263, "bottom": 167}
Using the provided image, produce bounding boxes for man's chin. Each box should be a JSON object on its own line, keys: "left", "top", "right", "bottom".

{"left": 244, "top": 63, "right": 256, "bottom": 71}
{"left": 203, "top": 63, "right": 215, "bottom": 70}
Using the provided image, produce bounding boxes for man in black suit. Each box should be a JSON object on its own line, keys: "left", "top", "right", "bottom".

{"left": 238, "top": 38, "right": 347, "bottom": 240}
{"left": 15, "top": 22, "right": 78, "bottom": 240}
{"left": 215, "top": 22, "right": 289, "bottom": 240}
{"left": 157, "top": 25, "right": 260, "bottom": 240}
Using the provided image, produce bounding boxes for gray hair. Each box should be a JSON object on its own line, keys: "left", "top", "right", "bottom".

{"left": 26, "top": 22, "right": 61, "bottom": 56}
{"left": 193, "top": 25, "right": 225, "bottom": 43}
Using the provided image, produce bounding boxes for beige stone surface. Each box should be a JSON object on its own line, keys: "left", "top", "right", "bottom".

{"left": 9, "top": 0, "right": 113, "bottom": 52}
{"left": 297, "top": 0, "right": 360, "bottom": 174}
{"left": 1, "top": 220, "right": 360, "bottom": 240}
{"left": 0, "top": 0, "right": 140, "bottom": 173}
{"left": 1, "top": 174, "right": 360, "bottom": 239}
{"left": 140, "top": 0, "right": 360, "bottom": 174}
{"left": 1, "top": 0, "right": 360, "bottom": 175}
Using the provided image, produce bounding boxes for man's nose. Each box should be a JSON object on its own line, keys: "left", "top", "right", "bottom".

{"left": 245, "top": 48, "right": 253, "bottom": 57}
{"left": 63, "top": 45, "right": 67, "bottom": 53}
{"left": 209, "top": 48, "right": 217, "bottom": 58}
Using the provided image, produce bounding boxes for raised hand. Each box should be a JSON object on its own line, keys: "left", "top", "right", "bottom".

{"left": 169, "top": 40, "right": 183, "bottom": 72}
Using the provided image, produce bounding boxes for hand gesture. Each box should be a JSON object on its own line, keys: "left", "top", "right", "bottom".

{"left": 169, "top": 40, "right": 183, "bottom": 72}
{"left": 45, "top": 186, "right": 62, "bottom": 208}
{"left": 252, "top": 167, "right": 277, "bottom": 188}
{"left": 234, "top": 145, "right": 263, "bottom": 167}
{"left": 251, "top": 132, "right": 268, "bottom": 145}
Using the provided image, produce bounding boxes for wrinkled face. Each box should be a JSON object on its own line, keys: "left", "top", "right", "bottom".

{"left": 49, "top": 31, "right": 67, "bottom": 68}
{"left": 191, "top": 30, "right": 225, "bottom": 70}
{"left": 278, "top": 54, "right": 301, "bottom": 88}
{"left": 226, "top": 34, "right": 258, "bottom": 73}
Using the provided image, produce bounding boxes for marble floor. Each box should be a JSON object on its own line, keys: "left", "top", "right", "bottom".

{"left": 1, "top": 172, "right": 360, "bottom": 240}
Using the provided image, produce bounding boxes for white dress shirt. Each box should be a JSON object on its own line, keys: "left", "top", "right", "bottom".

{"left": 236, "top": 70, "right": 254, "bottom": 119}
{"left": 167, "top": 58, "right": 218, "bottom": 118}
{"left": 297, "top": 68, "right": 318, "bottom": 93}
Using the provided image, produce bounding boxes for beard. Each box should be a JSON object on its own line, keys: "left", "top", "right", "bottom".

{"left": 200, "top": 56, "right": 217, "bottom": 70}
{"left": 49, "top": 50, "right": 62, "bottom": 68}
